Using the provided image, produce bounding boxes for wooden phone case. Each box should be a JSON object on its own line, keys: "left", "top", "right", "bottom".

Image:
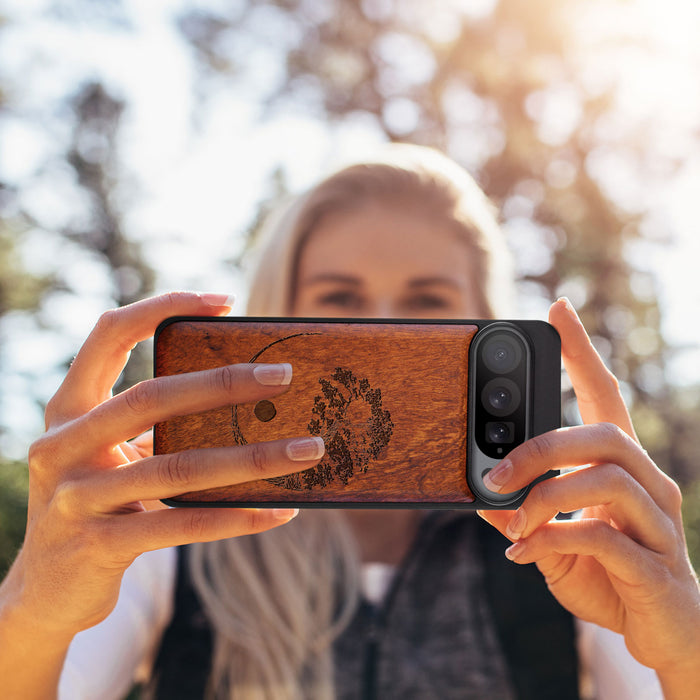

{"left": 153, "top": 317, "right": 560, "bottom": 508}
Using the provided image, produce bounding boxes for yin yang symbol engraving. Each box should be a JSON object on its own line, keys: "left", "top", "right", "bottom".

{"left": 230, "top": 333, "right": 394, "bottom": 490}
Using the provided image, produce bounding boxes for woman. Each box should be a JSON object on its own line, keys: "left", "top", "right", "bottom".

{"left": 0, "top": 145, "right": 697, "bottom": 699}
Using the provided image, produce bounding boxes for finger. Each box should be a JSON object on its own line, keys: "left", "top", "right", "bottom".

{"left": 65, "top": 362, "right": 294, "bottom": 455}
{"left": 109, "top": 506, "right": 301, "bottom": 558}
{"left": 504, "top": 464, "right": 676, "bottom": 554}
{"left": 127, "top": 430, "right": 153, "bottom": 459}
{"left": 47, "top": 292, "right": 235, "bottom": 424}
{"left": 548, "top": 298, "right": 636, "bottom": 439}
{"left": 504, "top": 517, "right": 662, "bottom": 588}
{"left": 119, "top": 441, "right": 144, "bottom": 462}
{"left": 483, "top": 423, "right": 681, "bottom": 515}
{"left": 120, "top": 431, "right": 152, "bottom": 461}
{"left": 476, "top": 509, "right": 516, "bottom": 540}
{"left": 86, "top": 437, "right": 325, "bottom": 508}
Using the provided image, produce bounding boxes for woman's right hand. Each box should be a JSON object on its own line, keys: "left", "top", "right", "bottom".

{"left": 1, "top": 292, "right": 324, "bottom": 642}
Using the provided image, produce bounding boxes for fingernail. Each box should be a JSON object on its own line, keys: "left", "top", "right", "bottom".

{"left": 557, "top": 296, "right": 578, "bottom": 319}
{"left": 505, "top": 541, "right": 527, "bottom": 561}
{"left": 483, "top": 460, "right": 512, "bottom": 493}
{"left": 506, "top": 509, "right": 527, "bottom": 540}
{"left": 254, "top": 363, "right": 293, "bottom": 386}
{"left": 286, "top": 436, "right": 325, "bottom": 461}
{"left": 199, "top": 293, "right": 236, "bottom": 308}
{"left": 273, "top": 508, "right": 299, "bottom": 521}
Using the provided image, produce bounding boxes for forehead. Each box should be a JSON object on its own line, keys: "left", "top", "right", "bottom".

{"left": 298, "top": 202, "right": 472, "bottom": 278}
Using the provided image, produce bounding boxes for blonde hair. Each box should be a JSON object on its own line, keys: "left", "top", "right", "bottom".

{"left": 189, "top": 512, "right": 359, "bottom": 700}
{"left": 189, "top": 144, "right": 514, "bottom": 699}
{"left": 246, "top": 144, "right": 513, "bottom": 317}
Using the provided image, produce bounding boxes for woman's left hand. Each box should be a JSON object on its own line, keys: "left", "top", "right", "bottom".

{"left": 478, "top": 298, "right": 700, "bottom": 696}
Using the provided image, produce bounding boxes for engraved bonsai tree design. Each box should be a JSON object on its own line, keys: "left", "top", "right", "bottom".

{"left": 230, "top": 332, "right": 394, "bottom": 491}
{"left": 267, "top": 367, "right": 394, "bottom": 490}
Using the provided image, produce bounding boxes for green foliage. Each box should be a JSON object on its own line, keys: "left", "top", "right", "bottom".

{"left": 0, "top": 225, "right": 54, "bottom": 315}
{"left": 0, "top": 460, "right": 28, "bottom": 577}
{"left": 682, "top": 479, "right": 700, "bottom": 572}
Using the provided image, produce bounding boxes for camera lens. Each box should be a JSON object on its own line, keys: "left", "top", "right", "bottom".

{"left": 482, "top": 334, "right": 523, "bottom": 374}
{"left": 481, "top": 378, "right": 521, "bottom": 417}
{"left": 489, "top": 387, "right": 510, "bottom": 411}
{"left": 486, "top": 421, "right": 514, "bottom": 444}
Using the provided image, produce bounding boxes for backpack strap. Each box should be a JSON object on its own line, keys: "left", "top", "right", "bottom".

{"left": 477, "top": 516, "right": 580, "bottom": 700}
{"left": 146, "top": 546, "right": 212, "bottom": 699}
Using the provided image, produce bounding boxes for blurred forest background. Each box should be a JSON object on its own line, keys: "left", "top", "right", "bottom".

{"left": 1, "top": 0, "right": 700, "bottom": 574}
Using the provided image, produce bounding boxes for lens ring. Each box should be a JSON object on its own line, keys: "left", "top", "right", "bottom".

{"left": 481, "top": 377, "right": 521, "bottom": 417}
{"left": 482, "top": 333, "right": 523, "bottom": 374}
{"left": 486, "top": 421, "right": 514, "bottom": 444}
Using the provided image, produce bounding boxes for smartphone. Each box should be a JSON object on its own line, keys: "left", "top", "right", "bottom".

{"left": 153, "top": 317, "right": 560, "bottom": 509}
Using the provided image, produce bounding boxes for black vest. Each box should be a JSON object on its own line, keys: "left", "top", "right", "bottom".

{"left": 148, "top": 514, "right": 579, "bottom": 699}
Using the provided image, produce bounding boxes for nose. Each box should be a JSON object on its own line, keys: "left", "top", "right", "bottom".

{"left": 369, "top": 300, "right": 397, "bottom": 319}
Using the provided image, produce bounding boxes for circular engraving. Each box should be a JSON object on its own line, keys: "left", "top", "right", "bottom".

{"left": 268, "top": 366, "right": 394, "bottom": 490}
{"left": 230, "top": 333, "right": 393, "bottom": 491}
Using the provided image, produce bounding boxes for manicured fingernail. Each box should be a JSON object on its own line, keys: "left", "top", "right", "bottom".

{"left": 199, "top": 293, "right": 236, "bottom": 308}
{"left": 505, "top": 541, "right": 527, "bottom": 561}
{"left": 506, "top": 509, "right": 527, "bottom": 540}
{"left": 483, "top": 460, "right": 512, "bottom": 493}
{"left": 286, "top": 436, "right": 325, "bottom": 461}
{"left": 273, "top": 508, "right": 299, "bottom": 521}
{"left": 254, "top": 363, "right": 293, "bottom": 386}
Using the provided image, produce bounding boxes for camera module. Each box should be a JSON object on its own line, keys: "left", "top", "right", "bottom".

{"left": 467, "top": 320, "right": 560, "bottom": 507}
{"left": 469, "top": 323, "right": 531, "bottom": 464}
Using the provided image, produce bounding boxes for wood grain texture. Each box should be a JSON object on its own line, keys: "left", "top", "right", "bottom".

{"left": 154, "top": 319, "right": 478, "bottom": 505}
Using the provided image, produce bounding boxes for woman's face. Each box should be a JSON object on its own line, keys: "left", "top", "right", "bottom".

{"left": 293, "top": 202, "right": 484, "bottom": 319}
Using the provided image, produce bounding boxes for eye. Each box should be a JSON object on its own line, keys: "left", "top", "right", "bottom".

{"left": 403, "top": 294, "right": 451, "bottom": 312}
{"left": 315, "top": 290, "right": 365, "bottom": 311}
